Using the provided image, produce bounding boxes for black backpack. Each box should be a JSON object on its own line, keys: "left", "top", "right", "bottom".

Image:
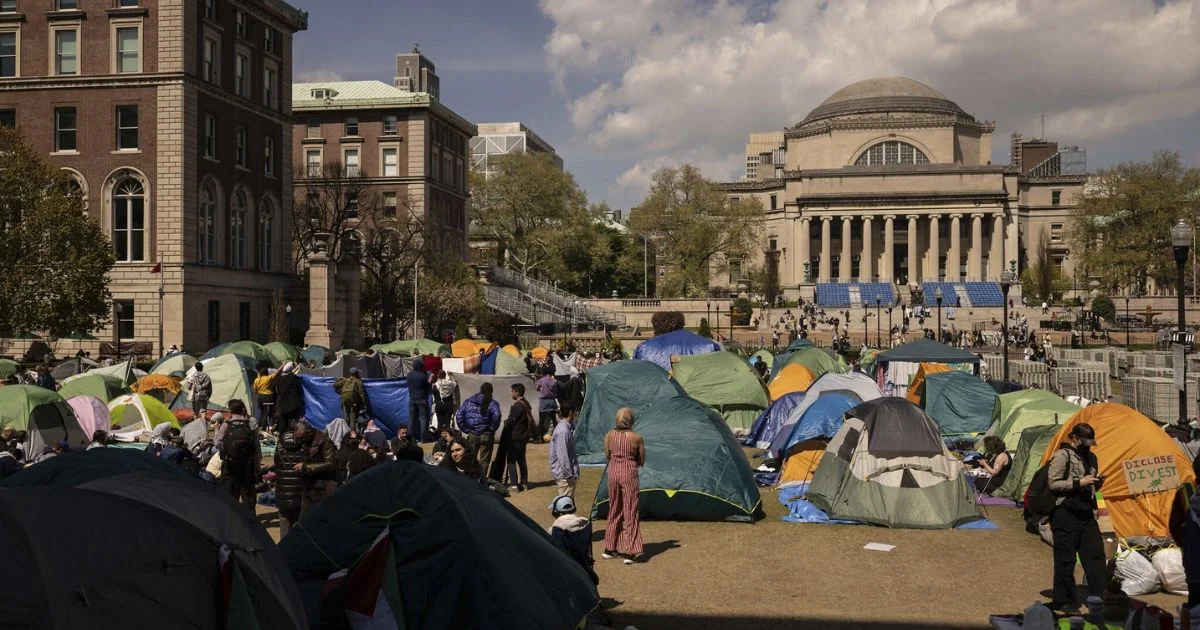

{"left": 221, "top": 420, "right": 255, "bottom": 464}
{"left": 1024, "top": 449, "right": 1071, "bottom": 519}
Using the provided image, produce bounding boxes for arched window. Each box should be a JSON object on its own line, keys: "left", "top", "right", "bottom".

{"left": 230, "top": 190, "right": 247, "bottom": 269}
{"left": 258, "top": 196, "right": 274, "bottom": 271}
{"left": 112, "top": 178, "right": 145, "bottom": 262}
{"left": 854, "top": 141, "right": 930, "bottom": 166}
{"left": 198, "top": 181, "right": 216, "bottom": 264}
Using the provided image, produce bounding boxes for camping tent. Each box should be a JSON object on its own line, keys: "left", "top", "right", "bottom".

{"left": 131, "top": 373, "right": 183, "bottom": 402}
{"left": 300, "top": 345, "right": 328, "bottom": 365}
{"left": 767, "top": 372, "right": 883, "bottom": 457}
{"left": 88, "top": 360, "right": 137, "bottom": 385}
{"left": 992, "top": 423, "right": 1062, "bottom": 502}
{"left": 630, "top": 329, "right": 720, "bottom": 371}
{"left": 808, "top": 397, "right": 982, "bottom": 529}
{"left": 50, "top": 357, "right": 99, "bottom": 381}
{"left": 262, "top": 342, "right": 300, "bottom": 366}
{"left": 281, "top": 462, "right": 598, "bottom": 629}
{"left": 773, "top": 347, "right": 844, "bottom": 381}
{"left": 919, "top": 371, "right": 998, "bottom": 437}
{"left": 150, "top": 353, "right": 197, "bottom": 376}
{"left": 768, "top": 363, "right": 816, "bottom": 401}
{"left": 109, "top": 394, "right": 181, "bottom": 440}
{"left": 59, "top": 373, "right": 130, "bottom": 403}
{"left": 0, "top": 449, "right": 307, "bottom": 628}
{"left": 574, "top": 360, "right": 687, "bottom": 465}
{"left": 751, "top": 349, "right": 775, "bottom": 369}
{"left": 0, "top": 358, "right": 19, "bottom": 379}
{"left": 530, "top": 346, "right": 549, "bottom": 361}
{"left": 1039, "top": 403, "right": 1195, "bottom": 540}
{"left": 745, "top": 391, "right": 806, "bottom": 449}
{"left": 451, "top": 339, "right": 493, "bottom": 358}
{"left": 786, "top": 338, "right": 816, "bottom": 351}
{"left": 372, "top": 339, "right": 451, "bottom": 357}
{"left": 986, "top": 390, "right": 1079, "bottom": 454}
{"left": 0, "top": 386, "right": 87, "bottom": 454}
{"left": 671, "top": 351, "right": 769, "bottom": 433}
{"left": 904, "top": 362, "right": 953, "bottom": 403}
{"left": 775, "top": 392, "right": 861, "bottom": 487}
{"left": 877, "top": 339, "right": 979, "bottom": 398}
{"left": 591, "top": 395, "right": 762, "bottom": 522}
{"left": 202, "top": 340, "right": 274, "bottom": 366}
{"left": 66, "top": 396, "right": 110, "bottom": 440}
{"left": 178, "top": 354, "right": 257, "bottom": 413}
{"left": 493, "top": 348, "right": 529, "bottom": 375}
{"left": 501, "top": 344, "right": 521, "bottom": 357}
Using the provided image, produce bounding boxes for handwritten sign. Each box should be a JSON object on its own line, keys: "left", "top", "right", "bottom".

{"left": 1123, "top": 455, "right": 1178, "bottom": 496}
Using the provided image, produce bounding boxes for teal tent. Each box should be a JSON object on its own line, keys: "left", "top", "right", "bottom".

{"left": 671, "top": 351, "right": 769, "bottom": 433}
{"left": 591, "top": 395, "right": 762, "bottom": 522}
{"left": 921, "top": 371, "right": 998, "bottom": 437}
{"left": 262, "top": 342, "right": 300, "bottom": 366}
{"left": 574, "top": 360, "right": 687, "bottom": 465}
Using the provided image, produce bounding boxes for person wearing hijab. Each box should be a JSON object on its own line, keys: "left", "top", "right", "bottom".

{"left": 273, "top": 362, "right": 303, "bottom": 434}
{"left": 363, "top": 419, "right": 389, "bottom": 450}
{"left": 602, "top": 407, "right": 645, "bottom": 565}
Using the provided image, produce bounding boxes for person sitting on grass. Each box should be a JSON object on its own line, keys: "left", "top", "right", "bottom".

{"left": 969, "top": 436, "right": 1012, "bottom": 495}
{"left": 439, "top": 437, "right": 483, "bottom": 480}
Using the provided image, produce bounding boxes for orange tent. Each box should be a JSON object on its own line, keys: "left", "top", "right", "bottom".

{"left": 131, "top": 373, "right": 182, "bottom": 396}
{"left": 530, "top": 346, "right": 549, "bottom": 361}
{"left": 905, "top": 362, "right": 952, "bottom": 404}
{"left": 777, "top": 439, "right": 827, "bottom": 487}
{"left": 1040, "top": 403, "right": 1194, "bottom": 540}
{"left": 501, "top": 344, "right": 521, "bottom": 357}
{"left": 768, "top": 363, "right": 816, "bottom": 401}
{"left": 451, "top": 339, "right": 479, "bottom": 358}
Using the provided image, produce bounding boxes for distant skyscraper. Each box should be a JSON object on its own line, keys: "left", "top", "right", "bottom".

{"left": 393, "top": 46, "right": 440, "bottom": 99}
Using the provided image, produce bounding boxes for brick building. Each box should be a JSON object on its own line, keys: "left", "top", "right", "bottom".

{"left": 0, "top": 0, "right": 306, "bottom": 356}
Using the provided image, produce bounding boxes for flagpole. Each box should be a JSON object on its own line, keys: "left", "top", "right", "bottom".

{"left": 158, "top": 255, "right": 164, "bottom": 356}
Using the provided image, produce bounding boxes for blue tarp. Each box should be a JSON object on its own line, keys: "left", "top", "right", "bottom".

{"left": 778, "top": 483, "right": 999, "bottom": 529}
{"left": 744, "top": 392, "right": 805, "bottom": 448}
{"left": 631, "top": 329, "right": 720, "bottom": 371}
{"left": 299, "top": 375, "right": 410, "bottom": 438}
{"left": 779, "top": 392, "right": 860, "bottom": 454}
{"left": 480, "top": 347, "right": 497, "bottom": 375}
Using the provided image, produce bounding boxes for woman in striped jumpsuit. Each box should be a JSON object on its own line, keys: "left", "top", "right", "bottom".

{"left": 602, "top": 407, "right": 645, "bottom": 564}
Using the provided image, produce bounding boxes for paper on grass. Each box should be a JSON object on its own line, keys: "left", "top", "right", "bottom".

{"left": 863, "top": 542, "right": 895, "bottom": 552}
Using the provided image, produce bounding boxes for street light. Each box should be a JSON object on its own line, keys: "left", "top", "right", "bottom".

{"left": 1000, "top": 262, "right": 1016, "bottom": 382}
{"left": 715, "top": 304, "right": 721, "bottom": 341}
{"left": 887, "top": 306, "right": 893, "bottom": 346}
{"left": 935, "top": 288, "right": 944, "bottom": 342}
{"left": 875, "top": 296, "right": 882, "bottom": 348}
{"left": 573, "top": 299, "right": 579, "bottom": 334}
{"left": 706, "top": 300, "right": 711, "bottom": 332}
{"left": 285, "top": 304, "right": 292, "bottom": 344}
{"left": 1171, "top": 218, "right": 1193, "bottom": 427}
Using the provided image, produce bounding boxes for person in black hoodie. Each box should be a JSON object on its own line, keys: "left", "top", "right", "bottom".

{"left": 272, "top": 362, "right": 303, "bottom": 435}
{"left": 488, "top": 383, "right": 535, "bottom": 491}
{"left": 407, "top": 358, "right": 433, "bottom": 442}
{"left": 274, "top": 431, "right": 306, "bottom": 538}
{"left": 291, "top": 420, "right": 337, "bottom": 513}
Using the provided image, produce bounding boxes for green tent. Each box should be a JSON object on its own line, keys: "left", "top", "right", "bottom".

{"left": 150, "top": 353, "right": 197, "bottom": 376}
{"left": 371, "top": 339, "right": 451, "bottom": 357}
{"left": 178, "top": 354, "right": 256, "bottom": 412}
{"left": 208, "top": 341, "right": 274, "bottom": 367}
{"left": 993, "top": 423, "right": 1063, "bottom": 502}
{"left": 0, "top": 385, "right": 88, "bottom": 454}
{"left": 262, "top": 342, "right": 300, "bottom": 366}
{"left": 494, "top": 349, "right": 528, "bottom": 375}
{"left": 921, "top": 371, "right": 998, "bottom": 437}
{"left": 574, "top": 360, "right": 687, "bottom": 466}
{"left": 87, "top": 360, "right": 137, "bottom": 385}
{"left": 0, "top": 359, "right": 19, "bottom": 379}
{"left": 58, "top": 373, "right": 130, "bottom": 403}
{"left": 671, "top": 351, "right": 769, "bottom": 433}
{"left": 750, "top": 349, "right": 774, "bottom": 369}
{"left": 774, "top": 347, "right": 844, "bottom": 380}
{"left": 986, "top": 389, "right": 1079, "bottom": 453}
{"left": 109, "top": 394, "right": 180, "bottom": 436}
{"left": 591, "top": 395, "right": 762, "bottom": 522}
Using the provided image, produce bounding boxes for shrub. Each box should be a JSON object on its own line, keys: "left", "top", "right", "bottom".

{"left": 731, "top": 297, "right": 754, "bottom": 325}
{"left": 454, "top": 318, "right": 470, "bottom": 340}
{"left": 697, "top": 317, "right": 712, "bottom": 338}
{"left": 1091, "top": 294, "right": 1116, "bottom": 322}
{"left": 651, "top": 311, "right": 685, "bottom": 336}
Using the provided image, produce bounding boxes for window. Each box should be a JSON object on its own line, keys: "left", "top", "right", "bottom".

{"left": 306, "top": 119, "right": 320, "bottom": 138}
{"left": 1050, "top": 223, "right": 1063, "bottom": 243}
{"left": 345, "top": 191, "right": 358, "bottom": 218}
{"left": 305, "top": 149, "right": 321, "bottom": 177}
{"left": 118, "top": 0, "right": 140, "bottom": 6}
{"left": 207, "top": 301, "right": 220, "bottom": 345}
{"left": 57, "top": 0, "right": 78, "bottom": 9}
{"left": 1051, "top": 190, "right": 1062, "bottom": 206}
{"left": 238, "top": 302, "right": 250, "bottom": 339}
{"left": 234, "top": 53, "right": 248, "bottom": 97}
{"left": 344, "top": 116, "right": 358, "bottom": 137}
{"left": 230, "top": 190, "right": 247, "bottom": 268}
{"left": 115, "top": 26, "right": 140, "bottom": 73}
{"left": 305, "top": 192, "right": 319, "bottom": 220}
{"left": 258, "top": 198, "right": 274, "bottom": 271}
{"left": 234, "top": 126, "right": 245, "bottom": 167}
{"left": 115, "top": 300, "right": 135, "bottom": 339}
{"left": 203, "top": 37, "right": 217, "bottom": 82}
{"left": 198, "top": 181, "right": 216, "bottom": 264}
{"left": 854, "top": 140, "right": 930, "bottom": 166}
{"left": 383, "top": 115, "right": 397, "bottom": 135}
{"left": 0, "top": 1, "right": 14, "bottom": 13}
{"left": 54, "top": 107, "right": 76, "bottom": 152}
{"left": 431, "top": 148, "right": 439, "bottom": 180}
{"left": 263, "top": 136, "right": 274, "bottom": 176}
{"left": 382, "top": 147, "right": 398, "bottom": 177}
{"left": 0, "top": 31, "right": 16, "bottom": 77}
{"left": 203, "top": 0, "right": 215, "bottom": 21}
{"left": 116, "top": 105, "right": 138, "bottom": 150}
{"left": 262, "top": 66, "right": 275, "bottom": 108}
{"left": 263, "top": 28, "right": 275, "bottom": 54}
{"left": 382, "top": 192, "right": 397, "bottom": 218}
{"left": 234, "top": 10, "right": 246, "bottom": 37}
{"left": 730, "top": 196, "right": 739, "bottom": 205}
{"left": 0, "top": 109, "right": 13, "bottom": 127}
{"left": 54, "top": 30, "right": 78, "bottom": 75}
{"left": 112, "top": 178, "right": 145, "bottom": 262}
{"left": 203, "top": 114, "right": 216, "bottom": 158}
{"left": 344, "top": 148, "right": 359, "bottom": 176}
{"left": 770, "top": 194, "right": 777, "bottom": 210}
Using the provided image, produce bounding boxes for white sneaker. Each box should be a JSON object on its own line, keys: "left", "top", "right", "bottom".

{"left": 623, "top": 557, "right": 635, "bottom": 565}
{"left": 601, "top": 552, "right": 617, "bottom": 560}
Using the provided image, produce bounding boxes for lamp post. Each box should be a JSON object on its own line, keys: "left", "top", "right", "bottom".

{"left": 728, "top": 301, "right": 734, "bottom": 341}
{"left": 935, "top": 288, "right": 944, "bottom": 342}
{"left": 706, "top": 300, "right": 711, "bottom": 332}
{"left": 285, "top": 304, "right": 292, "bottom": 344}
{"left": 715, "top": 304, "right": 721, "bottom": 341}
{"left": 1000, "top": 263, "right": 1016, "bottom": 382}
{"left": 1125, "top": 294, "right": 1131, "bottom": 349}
{"left": 1171, "top": 219, "right": 1193, "bottom": 426}
{"left": 639, "top": 234, "right": 650, "bottom": 298}
{"left": 887, "top": 307, "right": 893, "bottom": 346}
{"left": 875, "top": 296, "right": 882, "bottom": 348}
{"left": 572, "top": 299, "right": 579, "bottom": 334}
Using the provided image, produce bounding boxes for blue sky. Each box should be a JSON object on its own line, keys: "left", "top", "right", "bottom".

{"left": 291, "top": 0, "right": 1200, "bottom": 211}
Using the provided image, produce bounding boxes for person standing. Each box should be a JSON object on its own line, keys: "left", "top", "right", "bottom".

{"left": 489, "top": 383, "right": 535, "bottom": 491}
{"left": 335, "top": 368, "right": 368, "bottom": 431}
{"left": 34, "top": 365, "right": 56, "bottom": 391}
{"left": 550, "top": 406, "right": 579, "bottom": 498}
{"left": 272, "top": 362, "right": 303, "bottom": 435}
{"left": 291, "top": 420, "right": 337, "bottom": 516}
{"left": 1047, "top": 423, "right": 1106, "bottom": 614}
{"left": 253, "top": 363, "right": 276, "bottom": 433}
{"left": 274, "top": 429, "right": 305, "bottom": 538}
{"left": 407, "top": 358, "right": 433, "bottom": 442}
{"left": 433, "top": 370, "right": 458, "bottom": 431}
{"left": 456, "top": 382, "right": 502, "bottom": 473}
{"left": 602, "top": 407, "right": 644, "bottom": 565}
{"left": 535, "top": 367, "right": 558, "bottom": 443}
{"left": 187, "top": 363, "right": 213, "bottom": 419}
{"left": 219, "top": 400, "right": 259, "bottom": 513}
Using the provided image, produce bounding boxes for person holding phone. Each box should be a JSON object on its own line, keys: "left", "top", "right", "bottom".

{"left": 1046, "top": 423, "right": 1106, "bottom": 615}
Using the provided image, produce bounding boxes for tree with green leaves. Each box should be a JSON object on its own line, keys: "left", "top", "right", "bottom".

{"left": 419, "top": 260, "right": 482, "bottom": 342}
{"left": 1067, "top": 151, "right": 1200, "bottom": 293}
{"left": 0, "top": 127, "right": 114, "bottom": 337}
{"left": 630, "top": 165, "right": 764, "bottom": 297}
{"left": 1020, "top": 233, "right": 1071, "bottom": 304}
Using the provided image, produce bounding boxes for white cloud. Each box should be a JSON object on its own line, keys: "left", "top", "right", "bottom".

{"left": 296, "top": 69, "right": 345, "bottom": 83}
{"left": 542, "top": 0, "right": 1200, "bottom": 202}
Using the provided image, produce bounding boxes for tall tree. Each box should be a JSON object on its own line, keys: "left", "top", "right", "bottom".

{"left": 0, "top": 127, "right": 114, "bottom": 337}
{"left": 629, "top": 165, "right": 764, "bottom": 297}
{"left": 1068, "top": 151, "right": 1200, "bottom": 292}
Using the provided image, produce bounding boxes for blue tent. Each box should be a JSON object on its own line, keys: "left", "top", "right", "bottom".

{"left": 631, "top": 329, "right": 720, "bottom": 371}
{"left": 778, "top": 391, "right": 860, "bottom": 454}
{"left": 480, "top": 347, "right": 498, "bottom": 375}
{"left": 298, "top": 375, "right": 410, "bottom": 437}
{"left": 744, "top": 391, "right": 805, "bottom": 449}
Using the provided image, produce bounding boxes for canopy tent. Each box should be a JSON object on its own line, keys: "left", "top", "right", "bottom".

{"left": 745, "top": 391, "right": 805, "bottom": 449}
{"left": 59, "top": 373, "right": 130, "bottom": 403}
{"left": 986, "top": 389, "right": 1079, "bottom": 454}
{"left": 671, "top": 351, "right": 769, "bottom": 433}
{"left": 919, "top": 371, "right": 999, "bottom": 437}
{"left": 904, "top": 363, "right": 953, "bottom": 404}
{"left": 371, "top": 338, "right": 451, "bottom": 357}
{"left": 992, "top": 423, "right": 1063, "bottom": 502}
{"left": 574, "top": 360, "right": 687, "bottom": 465}
{"left": 281, "top": 462, "right": 597, "bottom": 629}
{"left": 0, "top": 386, "right": 87, "bottom": 454}
{"left": 150, "top": 352, "right": 197, "bottom": 377}
{"left": 750, "top": 349, "right": 775, "bottom": 369}
{"left": 591, "top": 395, "right": 762, "bottom": 522}
{"left": 109, "top": 394, "right": 181, "bottom": 441}
{"left": 631, "top": 329, "right": 720, "bottom": 372}
{"left": 202, "top": 340, "right": 274, "bottom": 367}
{"left": 768, "top": 363, "right": 816, "bottom": 401}
{"left": 298, "top": 375, "right": 411, "bottom": 437}
{"left": 50, "top": 357, "right": 99, "bottom": 381}
{"left": 177, "top": 354, "right": 257, "bottom": 413}
{"left": 767, "top": 372, "right": 883, "bottom": 458}
{"left": 0, "top": 449, "right": 306, "bottom": 629}
{"left": 808, "top": 397, "right": 982, "bottom": 529}
{"left": 1040, "top": 403, "right": 1195, "bottom": 540}
{"left": 67, "top": 395, "right": 110, "bottom": 441}
{"left": 262, "top": 342, "right": 300, "bottom": 366}
{"left": 88, "top": 360, "right": 137, "bottom": 385}
{"left": 300, "top": 345, "right": 329, "bottom": 366}
{"left": 878, "top": 338, "right": 980, "bottom": 365}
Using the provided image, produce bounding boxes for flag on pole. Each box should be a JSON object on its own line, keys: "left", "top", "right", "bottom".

{"left": 326, "top": 528, "right": 406, "bottom": 630}
{"left": 150, "top": 261, "right": 162, "bottom": 273}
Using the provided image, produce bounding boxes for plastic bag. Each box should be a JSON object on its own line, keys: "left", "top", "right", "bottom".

{"left": 1114, "top": 543, "right": 1160, "bottom": 596}
{"left": 1151, "top": 546, "right": 1188, "bottom": 596}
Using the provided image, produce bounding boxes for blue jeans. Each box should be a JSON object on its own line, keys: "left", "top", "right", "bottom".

{"left": 410, "top": 402, "right": 431, "bottom": 441}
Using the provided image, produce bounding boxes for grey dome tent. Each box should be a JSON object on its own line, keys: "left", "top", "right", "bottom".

{"left": 808, "top": 397, "right": 981, "bottom": 529}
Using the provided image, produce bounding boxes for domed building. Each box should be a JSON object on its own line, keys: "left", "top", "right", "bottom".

{"left": 726, "top": 77, "right": 1086, "bottom": 306}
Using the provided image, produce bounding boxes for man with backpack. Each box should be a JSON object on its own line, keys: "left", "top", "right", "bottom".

{"left": 219, "top": 399, "right": 260, "bottom": 512}
{"left": 187, "top": 362, "right": 213, "bottom": 419}
{"left": 334, "top": 367, "right": 367, "bottom": 431}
